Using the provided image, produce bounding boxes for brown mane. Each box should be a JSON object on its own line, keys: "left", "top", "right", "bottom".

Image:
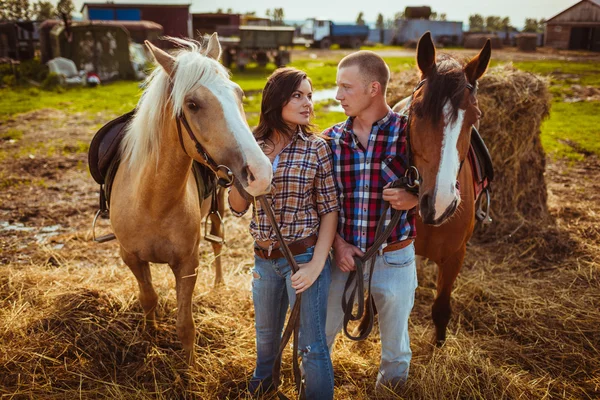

{"left": 412, "top": 55, "right": 468, "bottom": 126}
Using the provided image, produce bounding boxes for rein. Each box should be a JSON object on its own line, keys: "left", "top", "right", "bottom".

{"left": 257, "top": 196, "right": 306, "bottom": 400}
{"left": 176, "top": 112, "right": 234, "bottom": 188}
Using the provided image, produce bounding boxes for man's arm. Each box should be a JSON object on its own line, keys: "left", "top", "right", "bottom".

{"left": 332, "top": 233, "right": 364, "bottom": 272}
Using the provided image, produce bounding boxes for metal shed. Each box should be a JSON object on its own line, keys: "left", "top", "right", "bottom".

{"left": 545, "top": 0, "right": 600, "bottom": 51}
{"left": 81, "top": 2, "right": 191, "bottom": 42}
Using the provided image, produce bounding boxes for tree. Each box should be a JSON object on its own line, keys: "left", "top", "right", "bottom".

{"left": 376, "top": 13, "right": 384, "bottom": 43}
{"left": 265, "top": 9, "right": 271, "bottom": 18}
{"left": 272, "top": 8, "right": 284, "bottom": 25}
{"left": 485, "top": 15, "right": 502, "bottom": 31}
{"left": 376, "top": 13, "right": 384, "bottom": 29}
{"left": 216, "top": 7, "right": 223, "bottom": 13}
{"left": 394, "top": 11, "right": 405, "bottom": 20}
{"left": 33, "top": 1, "right": 55, "bottom": 20}
{"left": 226, "top": 8, "right": 233, "bottom": 14}
{"left": 356, "top": 11, "right": 365, "bottom": 26}
{"left": 430, "top": 11, "right": 437, "bottom": 21}
{"left": 440, "top": 13, "right": 447, "bottom": 21}
{"left": 1, "top": 0, "right": 33, "bottom": 21}
{"left": 468, "top": 14, "right": 484, "bottom": 32}
{"left": 523, "top": 18, "right": 536, "bottom": 32}
{"left": 56, "top": 0, "right": 74, "bottom": 19}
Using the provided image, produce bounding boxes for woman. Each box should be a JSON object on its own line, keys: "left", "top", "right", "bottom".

{"left": 229, "top": 67, "right": 339, "bottom": 399}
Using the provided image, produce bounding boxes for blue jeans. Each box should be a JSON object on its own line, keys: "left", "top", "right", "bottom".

{"left": 325, "top": 243, "right": 418, "bottom": 388}
{"left": 251, "top": 246, "right": 334, "bottom": 400}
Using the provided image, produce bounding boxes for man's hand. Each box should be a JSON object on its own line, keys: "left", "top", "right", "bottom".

{"left": 383, "top": 183, "right": 418, "bottom": 211}
{"left": 333, "top": 234, "right": 364, "bottom": 272}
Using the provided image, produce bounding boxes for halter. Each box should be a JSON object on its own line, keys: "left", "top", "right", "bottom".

{"left": 404, "top": 78, "right": 476, "bottom": 193}
{"left": 176, "top": 112, "right": 234, "bottom": 187}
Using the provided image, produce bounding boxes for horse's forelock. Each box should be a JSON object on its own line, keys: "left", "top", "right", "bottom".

{"left": 122, "top": 37, "right": 231, "bottom": 172}
{"left": 413, "top": 55, "right": 468, "bottom": 126}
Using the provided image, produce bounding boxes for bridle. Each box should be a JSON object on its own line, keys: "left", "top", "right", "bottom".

{"left": 175, "top": 110, "right": 235, "bottom": 188}
{"left": 403, "top": 78, "right": 476, "bottom": 194}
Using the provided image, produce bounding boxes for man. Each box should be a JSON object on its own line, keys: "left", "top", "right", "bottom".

{"left": 323, "top": 50, "right": 419, "bottom": 390}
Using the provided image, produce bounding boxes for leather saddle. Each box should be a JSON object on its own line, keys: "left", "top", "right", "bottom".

{"left": 89, "top": 110, "right": 135, "bottom": 186}
{"left": 467, "top": 126, "right": 494, "bottom": 222}
{"left": 88, "top": 111, "right": 216, "bottom": 214}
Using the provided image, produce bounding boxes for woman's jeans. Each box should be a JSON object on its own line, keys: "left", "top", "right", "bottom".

{"left": 251, "top": 246, "right": 334, "bottom": 400}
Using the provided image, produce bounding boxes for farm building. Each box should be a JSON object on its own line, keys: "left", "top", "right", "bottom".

{"left": 393, "top": 19, "right": 463, "bottom": 46}
{"left": 545, "top": 0, "right": 600, "bottom": 51}
{"left": 192, "top": 13, "right": 241, "bottom": 38}
{"left": 80, "top": 2, "right": 191, "bottom": 40}
{"left": 39, "top": 20, "right": 163, "bottom": 63}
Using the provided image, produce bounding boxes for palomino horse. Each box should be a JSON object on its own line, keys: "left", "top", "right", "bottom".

{"left": 396, "top": 32, "right": 491, "bottom": 344}
{"left": 110, "top": 34, "right": 272, "bottom": 363}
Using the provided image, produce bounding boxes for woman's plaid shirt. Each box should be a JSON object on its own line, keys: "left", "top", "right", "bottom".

{"left": 322, "top": 110, "right": 417, "bottom": 252}
{"left": 229, "top": 130, "right": 339, "bottom": 243}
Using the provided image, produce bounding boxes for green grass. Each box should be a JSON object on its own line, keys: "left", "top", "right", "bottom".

{"left": 0, "top": 82, "right": 141, "bottom": 120}
{"left": 505, "top": 60, "right": 600, "bottom": 160}
{"left": 540, "top": 101, "right": 600, "bottom": 160}
{"left": 1, "top": 129, "right": 23, "bottom": 141}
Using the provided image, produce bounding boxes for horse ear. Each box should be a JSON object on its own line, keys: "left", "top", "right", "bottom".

{"left": 416, "top": 31, "right": 435, "bottom": 77}
{"left": 464, "top": 39, "right": 491, "bottom": 84}
{"left": 205, "top": 32, "right": 222, "bottom": 61}
{"left": 145, "top": 40, "right": 175, "bottom": 77}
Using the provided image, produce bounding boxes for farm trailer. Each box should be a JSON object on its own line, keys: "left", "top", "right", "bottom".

{"left": 218, "top": 25, "right": 295, "bottom": 70}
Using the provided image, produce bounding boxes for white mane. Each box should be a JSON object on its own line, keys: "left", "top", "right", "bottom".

{"left": 120, "top": 37, "right": 232, "bottom": 172}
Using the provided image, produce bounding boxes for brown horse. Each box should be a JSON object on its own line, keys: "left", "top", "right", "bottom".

{"left": 394, "top": 32, "right": 491, "bottom": 344}
{"left": 110, "top": 34, "right": 272, "bottom": 363}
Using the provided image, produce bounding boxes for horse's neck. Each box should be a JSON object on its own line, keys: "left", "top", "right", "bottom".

{"left": 134, "top": 117, "right": 193, "bottom": 213}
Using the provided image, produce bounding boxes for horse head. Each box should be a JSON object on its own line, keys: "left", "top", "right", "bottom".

{"left": 144, "top": 34, "right": 272, "bottom": 197}
{"left": 404, "top": 32, "right": 490, "bottom": 226}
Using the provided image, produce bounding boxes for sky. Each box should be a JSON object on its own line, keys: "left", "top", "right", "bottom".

{"left": 73, "top": 0, "right": 579, "bottom": 28}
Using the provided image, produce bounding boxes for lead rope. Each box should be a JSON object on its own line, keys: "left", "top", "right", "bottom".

{"left": 257, "top": 196, "right": 306, "bottom": 400}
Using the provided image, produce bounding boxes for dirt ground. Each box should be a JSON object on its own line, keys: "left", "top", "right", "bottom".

{"left": 1, "top": 107, "right": 599, "bottom": 398}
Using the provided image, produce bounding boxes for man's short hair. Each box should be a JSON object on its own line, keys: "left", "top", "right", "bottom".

{"left": 338, "top": 51, "right": 390, "bottom": 94}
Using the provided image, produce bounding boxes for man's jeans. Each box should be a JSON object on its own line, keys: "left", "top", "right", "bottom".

{"left": 325, "top": 243, "right": 418, "bottom": 387}
{"left": 251, "top": 246, "right": 334, "bottom": 400}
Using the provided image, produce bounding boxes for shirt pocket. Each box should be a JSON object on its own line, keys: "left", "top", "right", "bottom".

{"left": 381, "top": 154, "right": 405, "bottom": 184}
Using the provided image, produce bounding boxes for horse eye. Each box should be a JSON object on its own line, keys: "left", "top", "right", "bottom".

{"left": 187, "top": 101, "right": 199, "bottom": 111}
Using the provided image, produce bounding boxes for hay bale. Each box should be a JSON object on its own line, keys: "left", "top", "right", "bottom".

{"left": 464, "top": 34, "right": 503, "bottom": 49}
{"left": 387, "top": 64, "right": 552, "bottom": 239}
{"left": 516, "top": 33, "right": 538, "bottom": 52}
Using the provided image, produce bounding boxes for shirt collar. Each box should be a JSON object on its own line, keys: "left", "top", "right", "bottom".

{"left": 341, "top": 108, "right": 394, "bottom": 136}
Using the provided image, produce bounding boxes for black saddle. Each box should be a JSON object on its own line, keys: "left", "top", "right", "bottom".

{"left": 88, "top": 111, "right": 216, "bottom": 214}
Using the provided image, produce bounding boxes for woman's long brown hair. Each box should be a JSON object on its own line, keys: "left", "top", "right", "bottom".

{"left": 254, "top": 67, "right": 314, "bottom": 143}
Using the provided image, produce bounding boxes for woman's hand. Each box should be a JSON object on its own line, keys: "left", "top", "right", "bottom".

{"left": 291, "top": 260, "right": 322, "bottom": 294}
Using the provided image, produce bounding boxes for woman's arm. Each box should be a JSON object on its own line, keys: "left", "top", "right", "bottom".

{"left": 291, "top": 211, "right": 338, "bottom": 294}
{"left": 227, "top": 185, "right": 250, "bottom": 216}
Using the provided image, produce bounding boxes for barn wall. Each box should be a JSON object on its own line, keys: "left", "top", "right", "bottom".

{"left": 545, "top": 24, "right": 571, "bottom": 48}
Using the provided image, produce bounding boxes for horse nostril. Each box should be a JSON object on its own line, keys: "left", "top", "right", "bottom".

{"left": 245, "top": 166, "right": 255, "bottom": 184}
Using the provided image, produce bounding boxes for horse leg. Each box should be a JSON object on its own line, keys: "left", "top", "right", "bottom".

{"left": 120, "top": 246, "right": 159, "bottom": 329}
{"left": 209, "top": 187, "right": 226, "bottom": 287}
{"left": 172, "top": 256, "right": 199, "bottom": 365}
{"left": 432, "top": 246, "right": 466, "bottom": 345}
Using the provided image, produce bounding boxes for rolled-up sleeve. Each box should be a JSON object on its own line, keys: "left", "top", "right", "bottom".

{"left": 227, "top": 186, "right": 250, "bottom": 217}
{"left": 314, "top": 140, "right": 340, "bottom": 216}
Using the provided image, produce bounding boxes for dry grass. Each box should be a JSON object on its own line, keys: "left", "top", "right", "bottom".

{"left": 1, "top": 86, "right": 599, "bottom": 398}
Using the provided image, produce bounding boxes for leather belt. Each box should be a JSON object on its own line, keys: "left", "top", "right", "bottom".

{"left": 255, "top": 234, "right": 318, "bottom": 260}
{"left": 382, "top": 239, "right": 414, "bottom": 254}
